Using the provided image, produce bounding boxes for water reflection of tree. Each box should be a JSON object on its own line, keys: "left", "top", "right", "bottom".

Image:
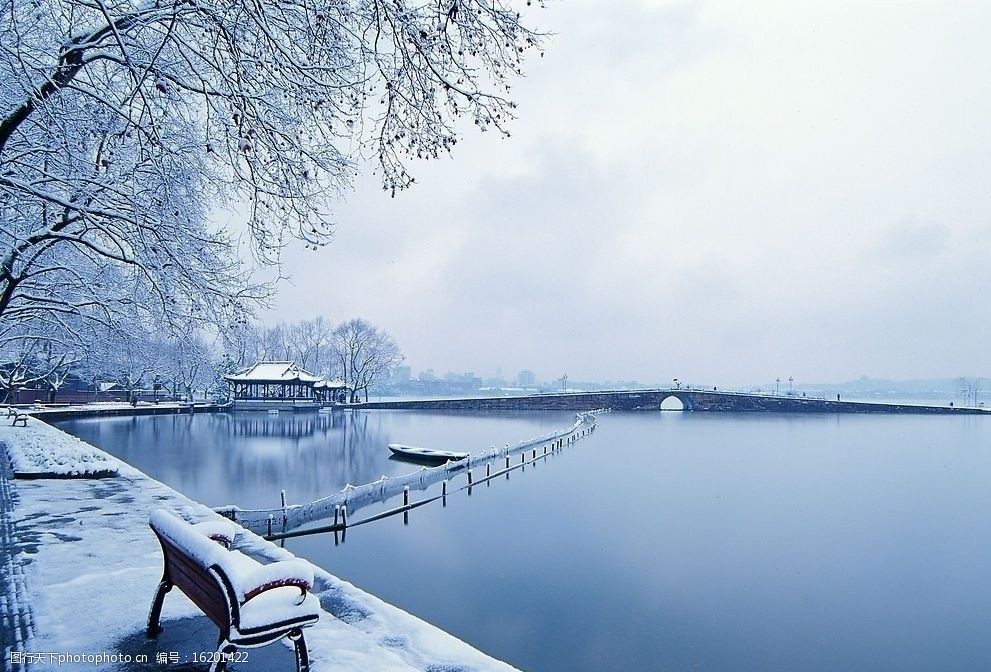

{"left": 203, "top": 411, "right": 390, "bottom": 507}
{"left": 335, "top": 412, "right": 387, "bottom": 487}
{"left": 60, "top": 411, "right": 394, "bottom": 510}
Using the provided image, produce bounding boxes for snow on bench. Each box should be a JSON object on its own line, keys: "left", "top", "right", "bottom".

{"left": 6, "top": 406, "right": 28, "bottom": 426}
{"left": 148, "top": 508, "right": 320, "bottom": 672}
{"left": 0, "top": 414, "right": 118, "bottom": 478}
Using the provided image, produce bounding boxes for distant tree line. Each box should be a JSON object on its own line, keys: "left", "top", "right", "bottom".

{"left": 0, "top": 315, "right": 402, "bottom": 405}
{"left": 222, "top": 318, "right": 403, "bottom": 403}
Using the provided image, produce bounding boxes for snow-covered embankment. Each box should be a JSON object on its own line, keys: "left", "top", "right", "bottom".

{"left": 1, "top": 417, "right": 521, "bottom": 672}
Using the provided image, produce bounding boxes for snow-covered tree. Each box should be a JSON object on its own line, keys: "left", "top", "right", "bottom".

{"left": 86, "top": 322, "right": 166, "bottom": 402}
{"left": 161, "top": 332, "right": 215, "bottom": 401}
{"left": 0, "top": 317, "right": 83, "bottom": 402}
{"left": 219, "top": 322, "right": 265, "bottom": 371}
{"left": 283, "top": 318, "right": 334, "bottom": 373}
{"left": 221, "top": 317, "right": 334, "bottom": 373}
{"left": 0, "top": 0, "right": 545, "bottom": 343}
{"left": 34, "top": 339, "right": 79, "bottom": 402}
{"left": 331, "top": 318, "right": 403, "bottom": 402}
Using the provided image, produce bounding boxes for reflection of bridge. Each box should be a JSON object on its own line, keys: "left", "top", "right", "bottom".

{"left": 350, "top": 389, "right": 988, "bottom": 414}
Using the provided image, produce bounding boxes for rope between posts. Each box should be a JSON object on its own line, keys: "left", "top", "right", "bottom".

{"left": 265, "top": 418, "right": 599, "bottom": 541}
{"left": 219, "top": 410, "right": 603, "bottom": 534}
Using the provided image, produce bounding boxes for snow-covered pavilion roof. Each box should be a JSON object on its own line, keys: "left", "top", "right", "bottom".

{"left": 225, "top": 361, "right": 323, "bottom": 384}
{"left": 314, "top": 378, "right": 349, "bottom": 389}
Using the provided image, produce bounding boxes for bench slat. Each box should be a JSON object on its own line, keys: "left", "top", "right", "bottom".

{"left": 160, "top": 538, "right": 231, "bottom": 628}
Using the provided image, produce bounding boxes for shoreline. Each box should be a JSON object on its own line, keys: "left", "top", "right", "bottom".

{"left": 0, "top": 416, "right": 520, "bottom": 672}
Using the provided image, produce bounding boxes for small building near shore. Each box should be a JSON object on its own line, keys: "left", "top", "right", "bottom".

{"left": 225, "top": 361, "right": 349, "bottom": 409}
{"left": 314, "top": 378, "right": 350, "bottom": 404}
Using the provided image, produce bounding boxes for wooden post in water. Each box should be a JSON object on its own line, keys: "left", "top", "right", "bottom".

{"left": 467, "top": 470, "right": 473, "bottom": 486}
{"left": 267, "top": 514, "right": 273, "bottom": 538}
{"left": 486, "top": 463, "right": 491, "bottom": 478}
{"left": 341, "top": 505, "right": 348, "bottom": 528}
{"left": 334, "top": 505, "right": 340, "bottom": 527}
{"left": 403, "top": 486, "right": 409, "bottom": 507}
{"left": 505, "top": 455, "right": 510, "bottom": 469}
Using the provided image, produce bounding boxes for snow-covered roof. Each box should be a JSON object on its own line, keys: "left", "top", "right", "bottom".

{"left": 314, "top": 378, "right": 348, "bottom": 389}
{"left": 225, "top": 361, "right": 323, "bottom": 384}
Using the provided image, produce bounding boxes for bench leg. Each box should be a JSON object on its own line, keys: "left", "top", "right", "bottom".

{"left": 146, "top": 579, "right": 172, "bottom": 636}
{"left": 288, "top": 629, "right": 309, "bottom": 672}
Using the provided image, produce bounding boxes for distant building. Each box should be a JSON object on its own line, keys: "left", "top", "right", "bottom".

{"left": 391, "top": 365, "right": 412, "bottom": 383}
{"left": 419, "top": 369, "right": 436, "bottom": 381}
{"left": 518, "top": 370, "right": 536, "bottom": 387}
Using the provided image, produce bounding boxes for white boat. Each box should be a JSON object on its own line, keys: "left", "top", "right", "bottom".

{"left": 388, "top": 443, "right": 469, "bottom": 463}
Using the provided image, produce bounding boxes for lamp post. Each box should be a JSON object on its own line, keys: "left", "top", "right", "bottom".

{"left": 561, "top": 374, "right": 568, "bottom": 393}
{"left": 775, "top": 377, "right": 780, "bottom": 395}
{"left": 788, "top": 376, "right": 794, "bottom": 395}
{"left": 673, "top": 378, "right": 681, "bottom": 390}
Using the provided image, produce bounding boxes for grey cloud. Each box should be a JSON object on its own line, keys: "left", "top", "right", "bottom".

{"left": 258, "top": 1, "right": 991, "bottom": 386}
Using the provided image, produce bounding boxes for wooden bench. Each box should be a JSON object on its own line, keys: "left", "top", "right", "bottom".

{"left": 5, "top": 407, "right": 27, "bottom": 427}
{"left": 147, "top": 509, "right": 320, "bottom": 672}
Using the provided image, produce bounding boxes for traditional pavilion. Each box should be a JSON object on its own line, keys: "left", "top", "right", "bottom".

{"left": 225, "top": 361, "right": 349, "bottom": 409}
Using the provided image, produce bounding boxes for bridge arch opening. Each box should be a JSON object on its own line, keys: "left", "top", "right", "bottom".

{"left": 660, "top": 395, "right": 687, "bottom": 411}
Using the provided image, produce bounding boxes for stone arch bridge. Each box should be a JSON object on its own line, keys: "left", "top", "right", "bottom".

{"left": 349, "top": 389, "right": 986, "bottom": 414}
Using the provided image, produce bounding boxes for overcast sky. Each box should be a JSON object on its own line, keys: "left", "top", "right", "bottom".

{"left": 253, "top": 0, "right": 991, "bottom": 387}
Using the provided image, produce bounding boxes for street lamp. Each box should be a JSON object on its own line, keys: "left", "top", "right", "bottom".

{"left": 788, "top": 376, "right": 794, "bottom": 395}
{"left": 775, "top": 377, "right": 780, "bottom": 395}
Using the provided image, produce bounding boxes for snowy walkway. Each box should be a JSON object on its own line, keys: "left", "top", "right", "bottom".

{"left": 1, "top": 421, "right": 520, "bottom": 672}
{"left": 1, "top": 453, "right": 34, "bottom": 665}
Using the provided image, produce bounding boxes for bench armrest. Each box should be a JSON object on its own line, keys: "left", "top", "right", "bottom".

{"left": 239, "top": 560, "right": 314, "bottom": 604}
{"left": 191, "top": 520, "right": 239, "bottom": 548}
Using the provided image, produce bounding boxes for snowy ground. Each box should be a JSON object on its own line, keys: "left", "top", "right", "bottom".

{"left": 0, "top": 416, "right": 118, "bottom": 477}
{"left": 1, "top": 420, "right": 519, "bottom": 672}
{"left": 26, "top": 402, "right": 187, "bottom": 412}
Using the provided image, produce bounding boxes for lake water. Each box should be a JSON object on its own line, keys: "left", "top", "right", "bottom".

{"left": 55, "top": 410, "right": 991, "bottom": 671}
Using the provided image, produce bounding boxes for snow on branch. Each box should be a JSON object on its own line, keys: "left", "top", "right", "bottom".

{"left": 0, "top": 0, "right": 546, "bottom": 346}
